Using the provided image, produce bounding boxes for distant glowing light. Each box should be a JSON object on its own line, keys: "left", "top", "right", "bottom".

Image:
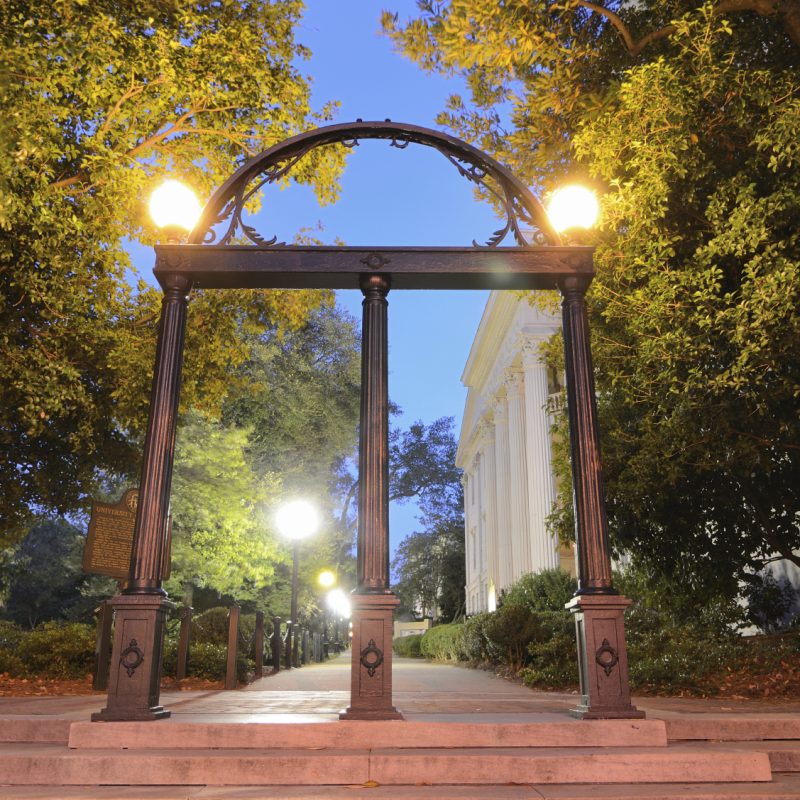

{"left": 276, "top": 500, "right": 319, "bottom": 541}
{"left": 326, "top": 588, "right": 351, "bottom": 618}
{"left": 318, "top": 570, "right": 336, "bottom": 588}
{"left": 149, "top": 180, "right": 202, "bottom": 232}
{"left": 546, "top": 185, "right": 599, "bottom": 232}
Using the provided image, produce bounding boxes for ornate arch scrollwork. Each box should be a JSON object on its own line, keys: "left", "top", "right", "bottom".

{"left": 189, "top": 121, "right": 561, "bottom": 249}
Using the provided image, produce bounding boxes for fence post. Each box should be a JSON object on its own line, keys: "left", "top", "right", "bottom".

{"left": 225, "top": 605, "right": 240, "bottom": 690}
{"left": 254, "top": 610, "right": 265, "bottom": 680}
{"left": 302, "top": 628, "right": 310, "bottom": 665}
{"left": 285, "top": 622, "right": 293, "bottom": 669}
{"left": 92, "top": 601, "right": 114, "bottom": 691}
{"left": 271, "top": 615, "right": 281, "bottom": 673}
{"left": 176, "top": 606, "right": 192, "bottom": 681}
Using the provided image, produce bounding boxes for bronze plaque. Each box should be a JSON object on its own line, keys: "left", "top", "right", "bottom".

{"left": 83, "top": 490, "right": 172, "bottom": 580}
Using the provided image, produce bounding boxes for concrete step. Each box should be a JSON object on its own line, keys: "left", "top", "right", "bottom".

{"left": 666, "top": 718, "right": 800, "bottom": 742}
{"left": 0, "top": 774, "right": 800, "bottom": 799}
{"left": 0, "top": 717, "right": 71, "bottom": 744}
{"left": 728, "top": 742, "right": 800, "bottom": 772}
{"left": 68, "top": 719, "right": 667, "bottom": 750}
{"left": 0, "top": 743, "right": 772, "bottom": 786}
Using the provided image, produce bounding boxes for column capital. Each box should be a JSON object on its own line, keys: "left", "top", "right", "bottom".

{"left": 558, "top": 274, "right": 593, "bottom": 298}
{"left": 502, "top": 367, "right": 524, "bottom": 397}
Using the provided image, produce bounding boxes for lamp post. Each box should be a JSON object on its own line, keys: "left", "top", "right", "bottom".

{"left": 546, "top": 185, "right": 643, "bottom": 720}
{"left": 326, "top": 588, "right": 352, "bottom": 654}
{"left": 276, "top": 500, "right": 319, "bottom": 668}
{"left": 94, "top": 180, "right": 201, "bottom": 722}
{"left": 318, "top": 570, "right": 336, "bottom": 659}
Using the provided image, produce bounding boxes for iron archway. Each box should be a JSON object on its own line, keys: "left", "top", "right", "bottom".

{"left": 95, "top": 120, "right": 642, "bottom": 724}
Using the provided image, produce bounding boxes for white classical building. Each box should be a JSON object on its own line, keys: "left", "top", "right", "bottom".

{"left": 457, "top": 291, "right": 575, "bottom": 615}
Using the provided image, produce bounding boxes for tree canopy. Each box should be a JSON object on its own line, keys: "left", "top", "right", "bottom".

{"left": 391, "top": 417, "right": 466, "bottom": 621}
{"left": 0, "top": 0, "right": 345, "bottom": 541}
{"left": 385, "top": 1, "right": 800, "bottom": 599}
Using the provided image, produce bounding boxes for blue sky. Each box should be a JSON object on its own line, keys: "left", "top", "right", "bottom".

{"left": 130, "top": 1, "right": 506, "bottom": 553}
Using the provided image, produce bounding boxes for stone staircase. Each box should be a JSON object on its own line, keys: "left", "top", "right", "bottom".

{"left": 0, "top": 717, "right": 798, "bottom": 799}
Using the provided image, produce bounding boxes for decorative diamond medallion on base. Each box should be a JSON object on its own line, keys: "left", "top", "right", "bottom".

{"left": 567, "top": 593, "right": 645, "bottom": 720}
{"left": 340, "top": 592, "right": 403, "bottom": 721}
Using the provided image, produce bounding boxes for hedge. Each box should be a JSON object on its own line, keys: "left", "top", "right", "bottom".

{"left": 393, "top": 634, "right": 423, "bottom": 658}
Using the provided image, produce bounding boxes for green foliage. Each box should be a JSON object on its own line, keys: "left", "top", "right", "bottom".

{"left": 501, "top": 568, "right": 577, "bottom": 613}
{"left": 0, "top": 0, "right": 344, "bottom": 539}
{"left": 520, "top": 613, "right": 577, "bottom": 689}
{"left": 386, "top": 1, "right": 800, "bottom": 600}
{"left": 2, "top": 519, "right": 116, "bottom": 627}
{"left": 419, "top": 622, "right": 465, "bottom": 662}
{"left": 166, "top": 413, "right": 287, "bottom": 602}
{"left": 17, "top": 622, "right": 95, "bottom": 679}
{"left": 391, "top": 417, "right": 466, "bottom": 621}
{"left": 462, "top": 612, "right": 492, "bottom": 663}
{"left": 393, "top": 634, "right": 423, "bottom": 658}
{"left": 185, "top": 642, "right": 251, "bottom": 683}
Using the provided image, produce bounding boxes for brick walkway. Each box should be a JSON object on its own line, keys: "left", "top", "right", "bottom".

{"left": 1, "top": 652, "right": 798, "bottom": 723}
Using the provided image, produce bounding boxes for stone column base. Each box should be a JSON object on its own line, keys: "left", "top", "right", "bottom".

{"left": 92, "top": 594, "right": 174, "bottom": 722}
{"left": 567, "top": 593, "right": 645, "bottom": 720}
{"left": 340, "top": 592, "right": 403, "bottom": 721}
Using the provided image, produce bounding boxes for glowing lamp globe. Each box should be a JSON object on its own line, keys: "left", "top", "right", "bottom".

{"left": 276, "top": 500, "right": 319, "bottom": 541}
{"left": 326, "top": 588, "right": 351, "bottom": 618}
{"left": 318, "top": 570, "right": 336, "bottom": 588}
{"left": 546, "top": 185, "right": 599, "bottom": 233}
{"left": 149, "top": 180, "right": 202, "bottom": 232}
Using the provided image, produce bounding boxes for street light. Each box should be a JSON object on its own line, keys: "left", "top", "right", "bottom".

{"left": 326, "top": 587, "right": 352, "bottom": 652}
{"left": 545, "top": 184, "right": 599, "bottom": 232}
{"left": 149, "top": 180, "right": 202, "bottom": 240}
{"left": 276, "top": 500, "right": 319, "bottom": 667}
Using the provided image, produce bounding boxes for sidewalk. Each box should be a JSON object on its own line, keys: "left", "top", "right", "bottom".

{"left": 1, "top": 652, "right": 798, "bottom": 724}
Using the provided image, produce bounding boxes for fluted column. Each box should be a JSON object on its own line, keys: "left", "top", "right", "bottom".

{"left": 356, "top": 274, "right": 391, "bottom": 593}
{"left": 505, "top": 369, "right": 532, "bottom": 581}
{"left": 342, "top": 272, "right": 401, "bottom": 721}
{"left": 521, "top": 341, "right": 560, "bottom": 572}
{"left": 560, "top": 275, "right": 642, "bottom": 720}
{"left": 479, "top": 422, "right": 499, "bottom": 610}
{"left": 559, "top": 277, "right": 613, "bottom": 594}
{"left": 95, "top": 273, "right": 190, "bottom": 722}
{"left": 493, "top": 395, "right": 513, "bottom": 592}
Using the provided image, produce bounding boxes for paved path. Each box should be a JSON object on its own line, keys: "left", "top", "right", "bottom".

{"left": 2, "top": 651, "right": 798, "bottom": 724}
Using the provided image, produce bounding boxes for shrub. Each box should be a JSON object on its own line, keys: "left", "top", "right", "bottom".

{"left": 187, "top": 641, "right": 251, "bottom": 683}
{"left": 393, "top": 634, "right": 423, "bottom": 658}
{"left": 18, "top": 622, "right": 95, "bottom": 679}
{"left": 419, "top": 623, "right": 465, "bottom": 662}
{"left": 502, "top": 569, "right": 577, "bottom": 613}
{"left": 0, "top": 621, "right": 25, "bottom": 650}
{"left": 0, "top": 648, "right": 26, "bottom": 677}
{"left": 521, "top": 612, "right": 577, "bottom": 688}
{"left": 462, "top": 612, "right": 493, "bottom": 663}
{"left": 483, "top": 605, "right": 552, "bottom": 672}
{"left": 190, "top": 607, "right": 256, "bottom": 646}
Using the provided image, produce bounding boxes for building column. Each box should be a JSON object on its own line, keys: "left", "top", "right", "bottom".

{"left": 559, "top": 275, "right": 642, "bottom": 720}
{"left": 479, "top": 422, "right": 499, "bottom": 611}
{"left": 505, "top": 369, "right": 532, "bottom": 581}
{"left": 493, "top": 395, "right": 513, "bottom": 593}
{"left": 341, "top": 273, "right": 402, "bottom": 721}
{"left": 94, "top": 273, "right": 190, "bottom": 722}
{"left": 521, "top": 341, "right": 560, "bottom": 573}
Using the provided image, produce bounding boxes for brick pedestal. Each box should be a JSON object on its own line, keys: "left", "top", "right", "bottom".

{"left": 340, "top": 593, "right": 403, "bottom": 720}
{"left": 92, "top": 594, "right": 173, "bottom": 722}
{"left": 568, "top": 594, "right": 644, "bottom": 720}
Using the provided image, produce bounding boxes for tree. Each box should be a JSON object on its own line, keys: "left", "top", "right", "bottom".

{"left": 1, "top": 519, "right": 116, "bottom": 628}
{"left": 163, "top": 304, "right": 362, "bottom": 609}
{"left": 385, "top": 2, "right": 800, "bottom": 601}
{"left": 391, "top": 417, "right": 466, "bottom": 621}
{"left": 0, "top": 0, "right": 345, "bottom": 541}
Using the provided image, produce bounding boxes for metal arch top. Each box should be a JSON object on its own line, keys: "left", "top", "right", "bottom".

{"left": 187, "top": 120, "right": 563, "bottom": 249}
